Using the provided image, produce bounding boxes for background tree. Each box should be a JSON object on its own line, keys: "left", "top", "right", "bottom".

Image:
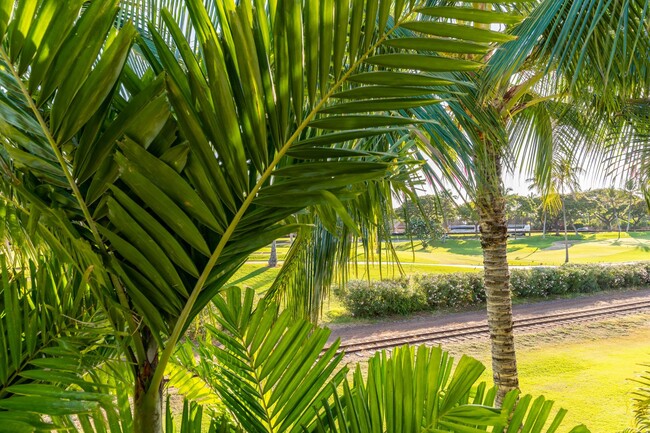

{"left": 587, "top": 189, "right": 630, "bottom": 232}
{"left": 627, "top": 197, "right": 650, "bottom": 229}
{"left": 397, "top": 194, "right": 457, "bottom": 246}
{"left": 505, "top": 193, "right": 537, "bottom": 226}
{"left": 625, "top": 178, "right": 639, "bottom": 232}
{"left": 457, "top": 201, "right": 480, "bottom": 226}
{"left": 549, "top": 153, "right": 582, "bottom": 262}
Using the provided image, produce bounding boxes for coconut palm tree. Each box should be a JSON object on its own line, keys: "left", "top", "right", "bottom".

{"left": 624, "top": 178, "right": 638, "bottom": 232}
{"left": 0, "top": 0, "right": 521, "bottom": 430}
{"left": 548, "top": 153, "right": 582, "bottom": 262}
{"left": 407, "top": 0, "right": 650, "bottom": 402}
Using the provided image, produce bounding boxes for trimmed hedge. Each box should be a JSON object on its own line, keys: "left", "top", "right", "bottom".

{"left": 416, "top": 273, "right": 485, "bottom": 309}
{"left": 338, "top": 263, "right": 650, "bottom": 318}
{"left": 338, "top": 279, "right": 428, "bottom": 317}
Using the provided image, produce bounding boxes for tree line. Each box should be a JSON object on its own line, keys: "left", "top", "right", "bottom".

{"left": 397, "top": 188, "right": 650, "bottom": 243}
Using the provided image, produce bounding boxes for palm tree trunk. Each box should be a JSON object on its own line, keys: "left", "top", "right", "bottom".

{"left": 477, "top": 144, "right": 519, "bottom": 404}
{"left": 562, "top": 195, "right": 569, "bottom": 263}
{"left": 268, "top": 240, "right": 278, "bottom": 267}
{"left": 133, "top": 330, "right": 163, "bottom": 433}
{"left": 542, "top": 211, "right": 546, "bottom": 239}
{"left": 627, "top": 195, "right": 632, "bottom": 232}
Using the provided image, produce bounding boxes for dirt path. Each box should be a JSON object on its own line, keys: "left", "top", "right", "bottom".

{"left": 326, "top": 288, "right": 650, "bottom": 346}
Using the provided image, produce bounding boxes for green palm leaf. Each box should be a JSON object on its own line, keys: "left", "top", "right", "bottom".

{"left": 201, "top": 287, "right": 347, "bottom": 433}
{"left": 0, "top": 1, "right": 523, "bottom": 429}
{"left": 0, "top": 256, "right": 127, "bottom": 433}
{"left": 315, "top": 345, "right": 589, "bottom": 433}
{"left": 483, "top": 0, "right": 650, "bottom": 108}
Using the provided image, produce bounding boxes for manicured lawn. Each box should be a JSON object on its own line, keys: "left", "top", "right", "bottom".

{"left": 239, "top": 232, "right": 650, "bottom": 270}
{"left": 224, "top": 264, "right": 281, "bottom": 292}
{"left": 441, "top": 314, "right": 650, "bottom": 432}
{"left": 387, "top": 231, "right": 650, "bottom": 266}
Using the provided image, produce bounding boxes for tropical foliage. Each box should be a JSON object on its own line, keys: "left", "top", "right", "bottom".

{"left": 0, "top": 0, "right": 540, "bottom": 430}
{"left": 0, "top": 254, "right": 136, "bottom": 433}
{"left": 0, "top": 0, "right": 644, "bottom": 429}
{"left": 625, "top": 363, "right": 650, "bottom": 433}
{"left": 169, "top": 287, "right": 589, "bottom": 433}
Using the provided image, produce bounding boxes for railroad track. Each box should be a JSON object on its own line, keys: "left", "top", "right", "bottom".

{"left": 334, "top": 298, "right": 650, "bottom": 355}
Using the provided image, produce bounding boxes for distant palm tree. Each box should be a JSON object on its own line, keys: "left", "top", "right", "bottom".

{"left": 550, "top": 153, "right": 582, "bottom": 263}
{"left": 625, "top": 178, "right": 638, "bottom": 232}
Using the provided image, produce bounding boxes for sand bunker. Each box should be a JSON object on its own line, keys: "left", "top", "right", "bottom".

{"left": 544, "top": 241, "right": 575, "bottom": 250}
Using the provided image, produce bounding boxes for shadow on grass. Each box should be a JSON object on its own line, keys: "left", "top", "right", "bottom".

{"left": 395, "top": 233, "right": 604, "bottom": 257}
{"left": 508, "top": 236, "right": 557, "bottom": 251}
{"left": 225, "top": 266, "right": 271, "bottom": 289}
{"left": 608, "top": 232, "right": 650, "bottom": 252}
{"left": 507, "top": 234, "right": 575, "bottom": 252}
{"left": 629, "top": 239, "right": 650, "bottom": 252}
{"left": 628, "top": 231, "right": 650, "bottom": 241}
{"left": 430, "top": 239, "right": 483, "bottom": 256}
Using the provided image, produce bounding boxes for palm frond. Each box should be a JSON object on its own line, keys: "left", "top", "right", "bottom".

{"left": 313, "top": 344, "right": 590, "bottom": 433}
{"left": 484, "top": 0, "right": 650, "bottom": 110}
{"left": 629, "top": 364, "right": 650, "bottom": 432}
{"left": 0, "top": 257, "right": 126, "bottom": 432}
{"left": 266, "top": 172, "right": 407, "bottom": 322}
{"left": 0, "top": 0, "right": 526, "bottom": 416}
{"left": 197, "top": 287, "right": 347, "bottom": 433}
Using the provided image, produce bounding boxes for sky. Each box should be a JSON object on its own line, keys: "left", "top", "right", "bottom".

{"left": 407, "top": 148, "right": 633, "bottom": 207}
{"left": 408, "top": 169, "right": 623, "bottom": 209}
{"left": 503, "top": 170, "right": 614, "bottom": 196}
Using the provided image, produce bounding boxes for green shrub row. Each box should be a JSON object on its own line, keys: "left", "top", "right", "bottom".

{"left": 337, "top": 263, "right": 650, "bottom": 318}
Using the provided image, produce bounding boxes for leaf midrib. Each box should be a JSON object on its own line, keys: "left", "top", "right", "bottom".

{"left": 149, "top": 0, "right": 422, "bottom": 399}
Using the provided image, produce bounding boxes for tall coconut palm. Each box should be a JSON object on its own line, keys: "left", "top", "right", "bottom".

{"left": 407, "top": 0, "right": 650, "bottom": 402}
{"left": 528, "top": 178, "right": 561, "bottom": 239}
{"left": 549, "top": 153, "right": 582, "bottom": 263}
{"left": 0, "top": 0, "right": 519, "bottom": 429}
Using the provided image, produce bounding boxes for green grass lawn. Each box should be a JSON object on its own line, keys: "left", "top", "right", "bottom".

{"left": 224, "top": 264, "right": 281, "bottom": 292}
{"left": 240, "top": 232, "right": 650, "bottom": 269}
{"left": 384, "top": 231, "right": 650, "bottom": 266}
{"left": 439, "top": 314, "right": 650, "bottom": 432}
